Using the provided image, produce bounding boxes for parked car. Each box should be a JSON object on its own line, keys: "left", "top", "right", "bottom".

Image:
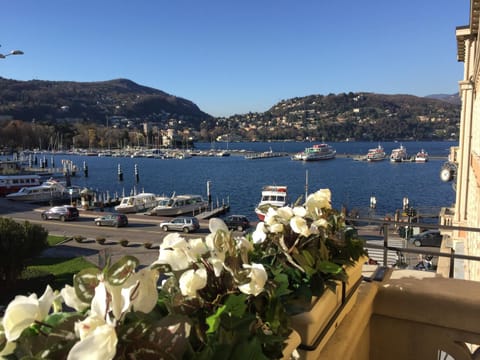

{"left": 94, "top": 213, "right": 128, "bottom": 227}
{"left": 223, "top": 215, "right": 250, "bottom": 231}
{"left": 160, "top": 216, "right": 200, "bottom": 233}
{"left": 41, "top": 205, "right": 79, "bottom": 221}
{"left": 409, "top": 230, "right": 443, "bottom": 247}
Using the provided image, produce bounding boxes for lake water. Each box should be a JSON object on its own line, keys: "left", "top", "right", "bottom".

{"left": 17, "top": 141, "right": 458, "bottom": 221}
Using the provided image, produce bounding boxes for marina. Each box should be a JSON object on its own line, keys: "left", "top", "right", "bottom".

{"left": 1, "top": 141, "right": 456, "bottom": 220}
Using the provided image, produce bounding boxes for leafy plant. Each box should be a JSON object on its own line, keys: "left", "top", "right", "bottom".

{"left": 250, "top": 189, "right": 366, "bottom": 313}
{"left": 0, "top": 218, "right": 49, "bottom": 287}
{"left": 95, "top": 237, "right": 106, "bottom": 245}
{"left": 0, "top": 189, "right": 366, "bottom": 359}
{"left": 73, "top": 235, "right": 86, "bottom": 243}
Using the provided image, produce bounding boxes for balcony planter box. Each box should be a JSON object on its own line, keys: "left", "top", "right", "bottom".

{"left": 281, "top": 329, "right": 301, "bottom": 360}
{"left": 290, "top": 257, "right": 366, "bottom": 357}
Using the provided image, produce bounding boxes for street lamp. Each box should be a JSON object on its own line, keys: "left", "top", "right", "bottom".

{"left": 0, "top": 45, "right": 24, "bottom": 59}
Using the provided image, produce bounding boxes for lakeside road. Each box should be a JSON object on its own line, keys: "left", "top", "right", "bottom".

{"left": 0, "top": 198, "right": 213, "bottom": 267}
{"left": 0, "top": 198, "right": 431, "bottom": 269}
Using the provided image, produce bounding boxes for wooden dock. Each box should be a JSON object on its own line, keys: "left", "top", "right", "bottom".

{"left": 196, "top": 204, "right": 230, "bottom": 219}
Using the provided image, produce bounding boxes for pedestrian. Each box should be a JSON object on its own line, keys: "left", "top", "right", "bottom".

{"left": 379, "top": 216, "right": 389, "bottom": 235}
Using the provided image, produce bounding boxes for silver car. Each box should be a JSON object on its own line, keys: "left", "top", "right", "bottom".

{"left": 160, "top": 216, "right": 200, "bottom": 233}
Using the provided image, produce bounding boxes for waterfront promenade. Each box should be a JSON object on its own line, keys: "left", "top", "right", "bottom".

{"left": 0, "top": 197, "right": 422, "bottom": 269}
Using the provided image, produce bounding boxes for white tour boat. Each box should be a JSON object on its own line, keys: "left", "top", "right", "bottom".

{"left": 151, "top": 194, "right": 209, "bottom": 216}
{"left": 6, "top": 178, "right": 80, "bottom": 203}
{"left": 254, "top": 185, "right": 288, "bottom": 221}
{"left": 0, "top": 174, "right": 42, "bottom": 197}
{"left": 415, "top": 149, "right": 429, "bottom": 163}
{"left": 390, "top": 145, "right": 408, "bottom": 162}
{"left": 114, "top": 192, "right": 162, "bottom": 214}
{"left": 292, "top": 143, "right": 336, "bottom": 161}
{"left": 366, "top": 145, "right": 386, "bottom": 162}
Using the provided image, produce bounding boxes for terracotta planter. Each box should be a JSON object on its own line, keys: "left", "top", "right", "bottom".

{"left": 290, "top": 257, "right": 366, "bottom": 356}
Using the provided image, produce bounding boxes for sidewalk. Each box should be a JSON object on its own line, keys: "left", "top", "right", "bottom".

{"left": 41, "top": 236, "right": 160, "bottom": 268}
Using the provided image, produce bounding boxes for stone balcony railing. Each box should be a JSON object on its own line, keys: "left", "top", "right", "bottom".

{"left": 312, "top": 268, "right": 480, "bottom": 360}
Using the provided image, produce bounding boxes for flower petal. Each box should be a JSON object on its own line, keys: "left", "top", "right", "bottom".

{"left": 238, "top": 263, "right": 267, "bottom": 296}
{"left": 61, "top": 285, "right": 89, "bottom": 312}
{"left": 209, "top": 218, "right": 229, "bottom": 233}
{"left": 2, "top": 294, "right": 39, "bottom": 341}
{"left": 252, "top": 222, "right": 267, "bottom": 244}
{"left": 68, "top": 324, "right": 118, "bottom": 360}
{"left": 179, "top": 268, "right": 207, "bottom": 298}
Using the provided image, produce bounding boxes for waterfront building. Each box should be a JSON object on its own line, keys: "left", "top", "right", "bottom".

{"left": 439, "top": 2, "right": 480, "bottom": 281}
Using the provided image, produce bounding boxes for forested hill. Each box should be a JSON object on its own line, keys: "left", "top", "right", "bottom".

{"left": 0, "top": 76, "right": 461, "bottom": 141}
{"left": 0, "top": 77, "right": 211, "bottom": 124}
{"left": 219, "top": 92, "right": 460, "bottom": 141}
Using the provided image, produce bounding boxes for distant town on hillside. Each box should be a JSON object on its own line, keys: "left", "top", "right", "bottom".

{"left": 0, "top": 77, "right": 460, "bottom": 151}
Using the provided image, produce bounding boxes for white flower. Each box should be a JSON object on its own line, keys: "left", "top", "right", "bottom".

{"left": 2, "top": 285, "right": 55, "bottom": 341}
{"left": 208, "top": 256, "right": 225, "bottom": 277}
{"left": 0, "top": 340, "right": 16, "bottom": 357}
{"left": 209, "top": 218, "right": 229, "bottom": 234}
{"left": 235, "top": 235, "right": 253, "bottom": 252}
{"left": 313, "top": 218, "right": 329, "bottom": 229}
{"left": 306, "top": 189, "right": 331, "bottom": 215}
{"left": 238, "top": 263, "right": 267, "bottom": 296}
{"left": 90, "top": 279, "right": 137, "bottom": 321}
{"left": 276, "top": 206, "right": 294, "bottom": 221}
{"left": 292, "top": 206, "right": 307, "bottom": 217}
{"left": 290, "top": 216, "right": 311, "bottom": 237}
{"left": 252, "top": 222, "right": 267, "bottom": 244}
{"left": 74, "top": 314, "right": 107, "bottom": 340}
{"left": 179, "top": 268, "right": 208, "bottom": 298}
{"left": 124, "top": 267, "right": 160, "bottom": 313}
{"left": 270, "top": 222, "right": 284, "bottom": 233}
{"left": 186, "top": 237, "right": 209, "bottom": 262}
{"left": 61, "top": 285, "right": 89, "bottom": 312}
{"left": 68, "top": 322, "right": 117, "bottom": 360}
{"left": 156, "top": 233, "right": 190, "bottom": 271}
{"left": 264, "top": 207, "right": 279, "bottom": 225}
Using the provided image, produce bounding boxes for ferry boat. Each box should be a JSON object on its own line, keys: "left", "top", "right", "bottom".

{"left": 254, "top": 185, "right": 288, "bottom": 221}
{"left": 0, "top": 174, "right": 41, "bottom": 197}
{"left": 390, "top": 145, "right": 408, "bottom": 163}
{"left": 150, "top": 194, "right": 209, "bottom": 216}
{"left": 291, "top": 143, "right": 336, "bottom": 161}
{"left": 366, "top": 145, "right": 386, "bottom": 162}
{"left": 415, "top": 149, "right": 429, "bottom": 163}
{"left": 5, "top": 178, "right": 81, "bottom": 203}
{"left": 114, "top": 192, "right": 162, "bottom": 214}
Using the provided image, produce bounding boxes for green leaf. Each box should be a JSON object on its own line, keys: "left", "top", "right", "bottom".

{"left": 106, "top": 255, "right": 139, "bottom": 285}
{"left": 317, "top": 260, "right": 343, "bottom": 275}
{"left": 74, "top": 267, "right": 101, "bottom": 303}
{"left": 223, "top": 293, "right": 248, "bottom": 318}
{"left": 43, "top": 312, "right": 82, "bottom": 328}
{"left": 206, "top": 304, "right": 227, "bottom": 334}
{"left": 272, "top": 272, "right": 292, "bottom": 297}
{"left": 301, "top": 249, "right": 315, "bottom": 267}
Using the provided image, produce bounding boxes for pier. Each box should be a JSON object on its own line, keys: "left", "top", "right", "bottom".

{"left": 195, "top": 204, "right": 230, "bottom": 219}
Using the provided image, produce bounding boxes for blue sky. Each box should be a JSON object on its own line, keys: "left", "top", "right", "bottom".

{"left": 0, "top": 0, "right": 469, "bottom": 117}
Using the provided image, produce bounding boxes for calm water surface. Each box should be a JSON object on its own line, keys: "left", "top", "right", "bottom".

{"left": 27, "top": 141, "right": 458, "bottom": 220}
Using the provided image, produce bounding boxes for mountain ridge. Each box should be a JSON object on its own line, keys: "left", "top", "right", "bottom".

{"left": 0, "top": 77, "right": 211, "bottom": 124}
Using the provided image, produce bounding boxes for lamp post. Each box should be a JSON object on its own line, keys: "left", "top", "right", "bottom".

{"left": 0, "top": 45, "right": 24, "bottom": 59}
